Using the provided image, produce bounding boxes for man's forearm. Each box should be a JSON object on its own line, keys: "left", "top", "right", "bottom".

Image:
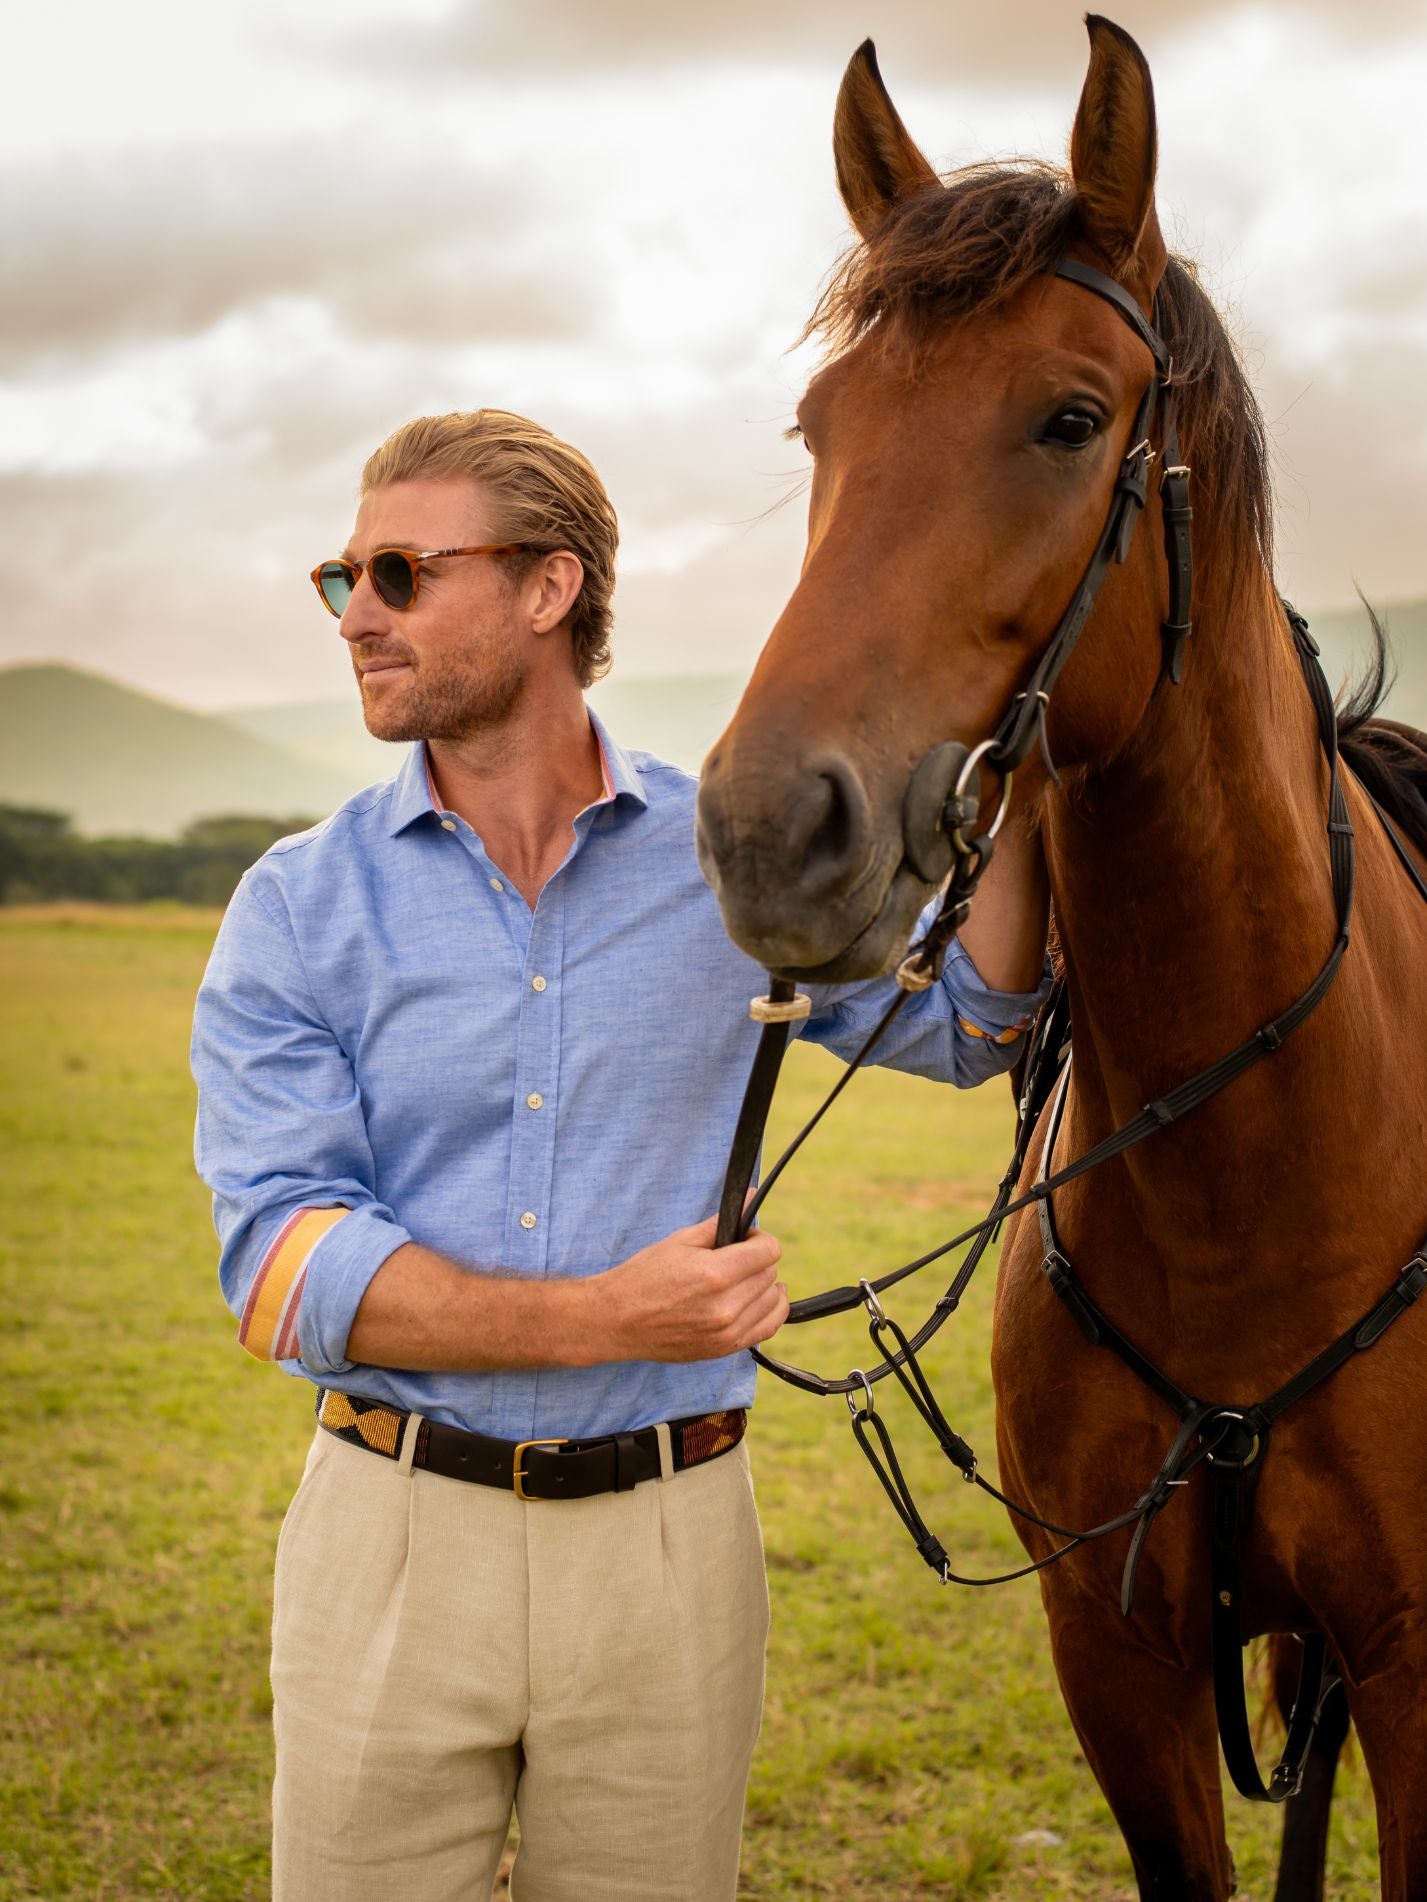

{"left": 341, "top": 1217, "right": 789, "bottom": 1374}
{"left": 956, "top": 812, "right": 1050, "bottom": 993}
{"left": 345, "top": 1242, "right": 602, "bottom": 1372}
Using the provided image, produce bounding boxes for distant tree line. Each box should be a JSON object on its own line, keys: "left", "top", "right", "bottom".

{"left": 0, "top": 806, "right": 318, "bottom": 907}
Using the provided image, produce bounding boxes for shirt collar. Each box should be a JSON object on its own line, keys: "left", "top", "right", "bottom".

{"left": 586, "top": 707, "right": 649, "bottom": 814}
{"left": 385, "top": 707, "right": 648, "bottom": 839}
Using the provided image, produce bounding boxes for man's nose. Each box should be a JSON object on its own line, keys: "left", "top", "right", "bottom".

{"left": 338, "top": 572, "right": 390, "bottom": 644}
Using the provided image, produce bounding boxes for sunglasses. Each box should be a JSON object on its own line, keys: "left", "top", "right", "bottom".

{"left": 310, "top": 542, "right": 531, "bottom": 617}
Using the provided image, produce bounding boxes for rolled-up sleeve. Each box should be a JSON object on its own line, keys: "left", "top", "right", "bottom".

{"left": 801, "top": 931, "right": 1052, "bottom": 1088}
{"left": 191, "top": 873, "right": 412, "bottom": 1377}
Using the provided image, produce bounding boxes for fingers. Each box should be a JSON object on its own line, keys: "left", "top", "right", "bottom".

{"left": 677, "top": 1213, "right": 721, "bottom": 1247}
{"left": 729, "top": 1278, "right": 790, "bottom": 1351}
{"left": 719, "top": 1228, "right": 781, "bottom": 1276}
{"left": 672, "top": 1218, "right": 781, "bottom": 1279}
{"left": 746, "top": 1282, "right": 791, "bottom": 1348}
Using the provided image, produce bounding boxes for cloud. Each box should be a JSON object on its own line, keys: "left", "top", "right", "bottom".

{"left": 6, "top": 139, "right": 590, "bottom": 372}
{"left": 0, "top": 356, "right": 813, "bottom": 707}
{"left": 3, "top": 0, "right": 1424, "bottom": 723}
{"left": 335, "top": 0, "right": 1427, "bottom": 87}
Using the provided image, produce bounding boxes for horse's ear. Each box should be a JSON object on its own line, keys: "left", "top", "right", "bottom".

{"left": 833, "top": 40, "right": 939, "bottom": 242}
{"left": 1069, "top": 16, "right": 1168, "bottom": 294}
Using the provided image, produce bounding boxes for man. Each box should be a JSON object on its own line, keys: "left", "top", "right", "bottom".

{"left": 191, "top": 408, "right": 1050, "bottom": 1902}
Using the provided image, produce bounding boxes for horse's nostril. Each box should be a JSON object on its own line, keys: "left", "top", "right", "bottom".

{"left": 805, "top": 771, "right": 854, "bottom": 870}
{"left": 791, "top": 759, "right": 871, "bottom": 891}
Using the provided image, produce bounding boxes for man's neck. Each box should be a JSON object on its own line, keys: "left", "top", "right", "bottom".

{"left": 426, "top": 679, "right": 605, "bottom": 909}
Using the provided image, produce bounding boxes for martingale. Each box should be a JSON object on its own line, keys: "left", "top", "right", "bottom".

{"left": 713, "top": 255, "right": 1427, "bottom": 1806}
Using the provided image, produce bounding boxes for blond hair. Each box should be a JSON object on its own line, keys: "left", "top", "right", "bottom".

{"left": 361, "top": 409, "right": 618, "bottom": 687}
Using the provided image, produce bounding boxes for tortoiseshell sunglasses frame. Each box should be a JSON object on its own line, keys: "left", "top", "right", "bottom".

{"left": 309, "top": 543, "right": 531, "bottom": 616}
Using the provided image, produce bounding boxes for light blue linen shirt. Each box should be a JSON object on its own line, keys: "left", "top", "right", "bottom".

{"left": 190, "top": 714, "right": 1048, "bottom": 1442}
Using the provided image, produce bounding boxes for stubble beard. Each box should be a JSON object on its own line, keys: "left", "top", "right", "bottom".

{"left": 358, "top": 643, "right": 528, "bottom": 745}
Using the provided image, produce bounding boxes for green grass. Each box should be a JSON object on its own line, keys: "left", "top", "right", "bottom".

{"left": 0, "top": 906, "right": 1381, "bottom": 1899}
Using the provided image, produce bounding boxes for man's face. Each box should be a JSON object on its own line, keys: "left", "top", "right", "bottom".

{"left": 339, "top": 477, "right": 530, "bottom": 743}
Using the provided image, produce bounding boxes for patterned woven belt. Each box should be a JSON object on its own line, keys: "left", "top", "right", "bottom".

{"left": 316, "top": 1389, "right": 747, "bottom": 1501}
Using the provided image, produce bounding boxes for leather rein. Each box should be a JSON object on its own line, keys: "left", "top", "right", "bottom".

{"left": 713, "top": 256, "right": 1427, "bottom": 1805}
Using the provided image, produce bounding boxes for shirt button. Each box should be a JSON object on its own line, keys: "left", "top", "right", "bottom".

{"left": 526, "top": 1092, "right": 544, "bottom": 1110}
{"left": 519, "top": 1211, "right": 538, "bottom": 1230}
{"left": 440, "top": 818, "right": 457, "bottom": 832}
{"left": 531, "top": 975, "right": 547, "bottom": 992}
{"left": 489, "top": 877, "right": 504, "bottom": 892}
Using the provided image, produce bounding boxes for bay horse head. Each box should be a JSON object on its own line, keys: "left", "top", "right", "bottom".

{"left": 697, "top": 17, "right": 1261, "bottom": 980}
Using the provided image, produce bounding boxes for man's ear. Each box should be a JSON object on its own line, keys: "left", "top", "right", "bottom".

{"left": 1068, "top": 15, "right": 1168, "bottom": 298}
{"left": 529, "top": 551, "right": 584, "bottom": 637}
{"left": 833, "top": 39, "right": 939, "bottom": 243}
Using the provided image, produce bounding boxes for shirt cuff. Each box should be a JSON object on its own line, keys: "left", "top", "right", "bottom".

{"left": 945, "top": 938, "right": 1053, "bottom": 1043}
{"left": 291, "top": 1203, "right": 414, "bottom": 1378}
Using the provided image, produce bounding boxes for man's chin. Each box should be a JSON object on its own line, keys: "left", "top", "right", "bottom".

{"left": 360, "top": 710, "right": 423, "bottom": 744}
{"left": 357, "top": 675, "right": 421, "bottom": 744}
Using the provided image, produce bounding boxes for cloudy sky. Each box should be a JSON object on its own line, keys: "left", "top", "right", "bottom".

{"left": 5, "top": 0, "right": 1426, "bottom": 712}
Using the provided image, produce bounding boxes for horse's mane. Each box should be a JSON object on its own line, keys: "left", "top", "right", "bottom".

{"left": 807, "top": 160, "right": 1427, "bottom": 863}
{"left": 805, "top": 160, "right": 1272, "bottom": 576}
{"left": 1336, "top": 608, "right": 1427, "bottom": 858}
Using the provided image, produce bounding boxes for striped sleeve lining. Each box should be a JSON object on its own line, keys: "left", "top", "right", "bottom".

{"left": 955, "top": 1012, "right": 1029, "bottom": 1047}
{"left": 238, "top": 1207, "right": 350, "bottom": 1361}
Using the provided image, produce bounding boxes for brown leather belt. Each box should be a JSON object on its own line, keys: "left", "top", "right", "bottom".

{"left": 316, "top": 1388, "right": 747, "bottom": 1501}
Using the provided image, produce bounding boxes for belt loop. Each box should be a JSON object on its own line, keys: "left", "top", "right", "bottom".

{"left": 397, "top": 1411, "right": 425, "bottom": 1478}
{"left": 654, "top": 1421, "right": 675, "bottom": 1481}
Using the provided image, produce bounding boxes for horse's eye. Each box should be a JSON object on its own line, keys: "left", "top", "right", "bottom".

{"left": 1043, "top": 407, "right": 1099, "bottom": 448}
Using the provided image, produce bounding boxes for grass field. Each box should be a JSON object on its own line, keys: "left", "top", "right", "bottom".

{"left": 0, "top": 906, "right": 1382, "bottom": 1899}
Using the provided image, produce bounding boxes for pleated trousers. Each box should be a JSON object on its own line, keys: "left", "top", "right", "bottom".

{"left": 270, "top": 1423, "right": 769, "bottom": 1902}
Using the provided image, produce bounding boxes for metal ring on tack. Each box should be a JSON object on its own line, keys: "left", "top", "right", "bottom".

{"left": 859, "top": 1278, "right": 888, "bottom": 1325}
{"left": 1203, "top": 1408, "right": 1262, "bottom": 1469}
{"left": 845, "top": 1368, "right": 876, "bottom": 1420}
{"left": 949, "top": 739, "right": 1014, "bottom": 853}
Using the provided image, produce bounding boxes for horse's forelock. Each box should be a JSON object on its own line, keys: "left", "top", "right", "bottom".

{"left": 804, "top": 162, "right": 1274, "bottom": 582}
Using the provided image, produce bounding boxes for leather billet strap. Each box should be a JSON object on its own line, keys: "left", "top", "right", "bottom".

{"left": 316, "top": 1389, "right": 747, "bottom": 1501}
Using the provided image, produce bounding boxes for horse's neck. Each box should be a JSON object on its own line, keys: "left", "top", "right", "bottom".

{"left": 1044, "top": 564, "right": 1394, "bottom": 1268}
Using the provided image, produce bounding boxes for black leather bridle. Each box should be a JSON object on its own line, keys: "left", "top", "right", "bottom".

{"left": 715, "top": 255, "right": 1202, "bottom": 1369}
{"left": 713, "top": 256, "right": 1427, "bottom": 1806}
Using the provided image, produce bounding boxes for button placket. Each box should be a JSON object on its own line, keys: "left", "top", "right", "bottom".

{"left": 508, "top": 888, "right": 564, "bottom": 1269}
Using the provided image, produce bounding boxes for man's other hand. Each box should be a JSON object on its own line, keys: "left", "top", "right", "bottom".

{"left": 599, "top": 1215, "right": 788, "bottom": 1363}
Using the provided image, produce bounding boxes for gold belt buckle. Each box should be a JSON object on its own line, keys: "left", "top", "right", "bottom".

{"left": 513, "top": 1437, "right": 568, "bottom": 1500}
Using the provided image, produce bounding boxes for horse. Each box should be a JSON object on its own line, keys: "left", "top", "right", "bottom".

{"left": 694, "top": 18, "right": 1427, "bottom": 1901}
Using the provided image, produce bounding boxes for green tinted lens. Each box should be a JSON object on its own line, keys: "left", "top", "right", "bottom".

{"left": 371, "top": 550, "right": 418, "bottom": 609}
{"left": 317, "top": 561, "right": 354, "bottom": 614}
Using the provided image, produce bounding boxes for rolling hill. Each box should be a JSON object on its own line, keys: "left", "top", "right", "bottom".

{"left": 3, "top": 596, "right": 1423, "bottom": 841}
{"left": 221, "top": 671, "right": 750, "bottom": 783}
{"left": 0, "top": 665, "right": 361, "bottom": 838}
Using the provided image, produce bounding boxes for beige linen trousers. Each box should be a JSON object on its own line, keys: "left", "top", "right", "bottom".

{"left": 270, "top": 1421, "right": 770, "bottom": 1901}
